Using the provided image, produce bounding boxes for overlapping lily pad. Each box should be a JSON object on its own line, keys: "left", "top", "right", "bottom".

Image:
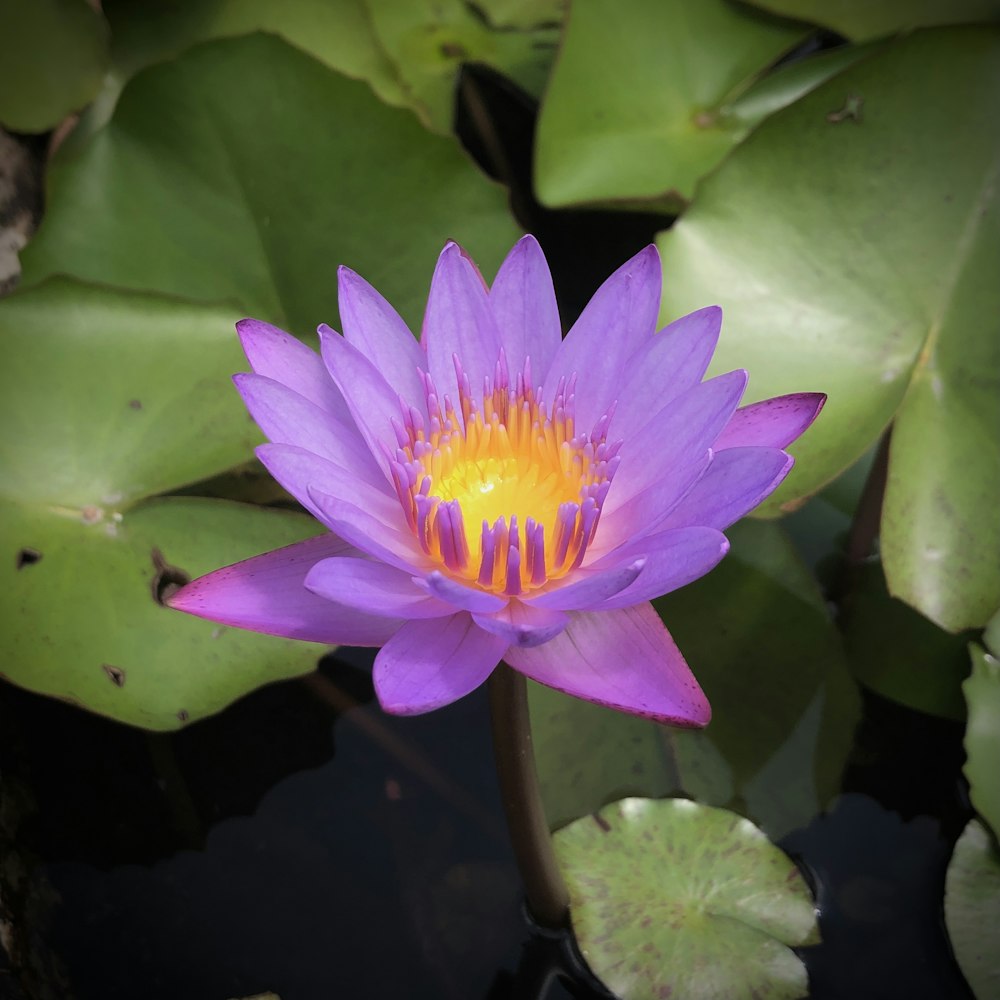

{"left": 0, "top": 279, "right": 326, "bottom": 729}
{"left": 555, "top": 798, "right": 819, "bottom": 1000}
{"left": 963, "top": 642, "right": 1000, "bottom": 838}
{"left": 20, "top": 32, "right": 520, "bottom": 334}
{"left": 741, "top": 0, "right": 1000, "bottom": 41}
{"left": 658, "top": 27, "right": 1000, "bottom": 631}
{"left": 534, "top": 0, "right": 828, "bottom": 209}
{"left": 944, "top": 819, "right": 1000, "bottom": 1000}
{"left": 0, "top": 0, "right": 109, "bottom": 132}
{"left": 530, "top": 519, "right": 859, "bottom": 839}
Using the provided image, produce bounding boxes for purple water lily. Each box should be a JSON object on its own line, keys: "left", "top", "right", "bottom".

{"left": 169, "top": 237, "right": 823, "bottom": 725}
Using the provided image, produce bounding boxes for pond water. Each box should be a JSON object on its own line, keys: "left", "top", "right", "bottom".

{"left": 0, "top": 650, "right": 973, "bottom": 1000}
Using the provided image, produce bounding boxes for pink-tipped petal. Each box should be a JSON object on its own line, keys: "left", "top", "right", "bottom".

{"left": 337, "top": 267, "right": 426, "bottom": 404}
{"left": 318, "top": 324, "right": 408, "bottom": 476}
{"left": 504, "top": 603, "right": 710, "bottom": 727}
{"left": 308, "top": 485, "right": 428, "bottom": 574}
{"left": 420, "top": 571, "right": 508, "bottom": 613}
{"left": 373, "top": 614, "right": 507, "bottom": 715}
{"left": 526, "top": 559, "right": 646, "bottom": 612}
{"left": 422, "top": 242, "right": 503, "bottom": 421}
{"left": 542, "top": 245, "right": 661, "bottom": 433}
{"left": 613, "top": 306, "right": 723, "bottom": 441}
{"left": 166, "top": 533, "right": 401, "bottom": 646}
{"left": 489, "top": 235, "right": 561, "bottom": 385}
{"left": 472, "top": 602, "right": 569, "bottom": 648}
{"left": 234, "top": 374, "right": 383, "bottom": 487}
{"left": 714, "top": 392, "right": 827, "bottom": 451}
{"left": 305, "top": 557, "right": 454, "bottom": 619}
{"left": 587, "top": 526, "right": 729, "bottom": 611}
{"left": 256, "top": 443, "right": 397, "bottom": 526}
{"left": 236, "top": 318, "right": 352, "bottom": 425}
{"left": 659, "top": 447, "right": 795, "bottom": 531}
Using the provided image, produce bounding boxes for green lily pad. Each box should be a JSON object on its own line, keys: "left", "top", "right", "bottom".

{"left": 658, "top": 27, "right": 1000, "bottom": 631}
{"left": 0, "top": 0, "right": 109, "bottom": 132}
{"left": 1, "top": 495, "right": 322, "bottom": 731}
{"left": 555, "top": 798, "right": 819, "bottom": 1000}
{"left": 530, "top": 519, "right": 860, "bottom": 839}
{"left": 534, "top": 0, "right": 809, "bottom": 209}
{"left": 0, "top": 278, "right": 328, "bottom": 729}
{"left": 20, "top": 32, "right": 520, "bottom": 334}
{"left": 0, "top": 279, "right": 260, "bottom": 509}
{"left": 944, "top": 819, "right": 1000, "bottom": 1000}
{"left": 741, "top": 0, "right": 1000, "bottom": 41}
{"left": 362, "top": 0, "right": 561, "bottom": 133}
{"left": 964, "top": 643, "right": 1000, "bottom": 837}
{"left": 842, "top": 561, "right": 971, "bottom": 721}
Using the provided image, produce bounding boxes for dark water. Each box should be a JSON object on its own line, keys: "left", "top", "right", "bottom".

{"left": 0, "top": 650, "right": 974, "bottom": 1000}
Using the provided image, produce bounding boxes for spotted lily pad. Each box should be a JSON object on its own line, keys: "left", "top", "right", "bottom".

{"left": 658, "top": 27, "right": 1000, "bottom": 631}
{"left": 555, "top": 798, "right": 819, "bottom": 1000}
{"left": 944, "top": 819, "right": 1000, "bottom": 1000}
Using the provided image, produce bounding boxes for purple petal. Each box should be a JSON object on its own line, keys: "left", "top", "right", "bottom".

{"left": 472, "top": 602, "right": 569, "bottom": 648}
{"left": 337, "top": 267, "right": 426, "bottom": 404}
{"left": 422, "top": 242, "right": 502, "bottom": 423}
{"left": 612, "top": 306, "right": 723, "bottom": 441}
{"left": 305, "top": 557, "right": 454, "bottom": 618}
{"left": 373, "top": 614, "right": 508, "bottom": 715}
{"left": 234, "top": 374, "right": 383, "bottom": 487}
{"left": 256, "top": 443, "right": 398, "bottom": 525}
{"left": 489, "top": 235, "right": 561, "bottom": 386}
{"left": 318, "top": 324, "right": 405, "bottom": 476}
{"left": 526, "top": 559, "right": 645, "bottom": 612}
{"left": 541, "top": 245, "right": 661, "bottom": 434}
{"left": 166, "top": 533, "right": 401, "bottom": 646}
{"left": 504, "top": 603, "right": 710, "bottom": 727}
{"left": 658, "top": 447, "right": 794, "bottom": 530}
{"left": 587, "top": 526, "right": 729, "bottom": 610}
{"left": 308, "top": 485, "right": 428, "bottom": 574}
{"left": 714, "top": 392, "right": 827, "bottom": 450}
{"left": 236, "top": 318, "right": 352, "bottom": 425}
{"left": 419, "top": 571, "right": 508, "bottom": 613}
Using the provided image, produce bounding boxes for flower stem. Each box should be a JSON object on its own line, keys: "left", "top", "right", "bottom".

{"left": 488, "top": 663, "right": 570, "bottom": 929}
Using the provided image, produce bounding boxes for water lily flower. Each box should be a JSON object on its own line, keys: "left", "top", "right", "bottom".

{"left": 168, "top": 237, "right": 823, "bottom": 725}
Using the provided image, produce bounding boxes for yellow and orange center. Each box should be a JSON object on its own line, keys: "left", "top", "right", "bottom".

{"left": 387, "top": 354, "right": 619, "bottom": 596}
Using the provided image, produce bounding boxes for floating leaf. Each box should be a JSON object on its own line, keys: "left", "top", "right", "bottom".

{"left": 964, "top": 643, "right": 1000, "bottom": 837}
{"left": 20, "top": 33, "right": 520, "bottom": 334}
{"left": 842, "top": 561, "right": 971, "bottom": 721}
{"left": 944, "top": 819, "right": 1000, "bottom": 1000}
{"left": 0, "top": 0, "right": 109, "bottom": 132}
{"left": 658, "top": 27, "right": 1000, "bottom": 630}
{"left": 530, "top": 519, "right": 859, "bottom": 839}
{"left": 741, "top": 0, "right": 1000, "bottom": 42}
{"left": 555, "top": 798, "right": 819, "bottom": 1000}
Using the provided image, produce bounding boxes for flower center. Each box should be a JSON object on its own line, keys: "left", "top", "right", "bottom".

{"left": 388, "top": 351, "right": 620, "bottom": 596}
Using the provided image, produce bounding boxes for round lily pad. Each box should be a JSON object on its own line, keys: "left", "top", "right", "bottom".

{"left": 944, "top": 819, "right": 1000, "bottom": 1000}
{"left": 555, "top": 797, "right": 819, "bottom": 1000}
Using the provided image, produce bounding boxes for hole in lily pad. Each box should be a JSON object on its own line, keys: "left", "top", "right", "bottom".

{"left": 150, "top": 547, "right": 190, "bottom": 606}
{"left": 16, "top": 546, "right": 42, "bottom": 568}
{"left": 102, "top": 664, "right": 126, "bottom": 688}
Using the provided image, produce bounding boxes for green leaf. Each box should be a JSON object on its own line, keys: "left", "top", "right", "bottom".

{"left": 0, "top": 0, "right": 109, "bottom": 132}
{"left": 741, "top": 0, "right": 1000, "bottom": 42}
{"left": 530, "top": 519, "right": 860, "bottom": 839}
{"left": 362, "top": 0, "right": 561, "bottom": 133}
{"left": 555, "top": 798, "right": 819, "bottom": 1000}
{"left": 944, "top": 819, "right": 1000, "bottom": 1000}
{"left": 964, "top": 643, "right": 1000, "bottom": 837}
{"left": 534, "top": 0, "right": 809, "bottom": 209}
{"left": 1, "top": 495, "right": 323, "bottom": 731}
{"left": 20, "top": 33, "right": 520, "bottom": 334}
{"left": 842, "top": 561, "right": 971, "bottom": 721}
{"left": 658, "top": 27, "right": 1000, "bottom": 630}
{"left": 0, "top": 279, "right": 260, "bottom": 510}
